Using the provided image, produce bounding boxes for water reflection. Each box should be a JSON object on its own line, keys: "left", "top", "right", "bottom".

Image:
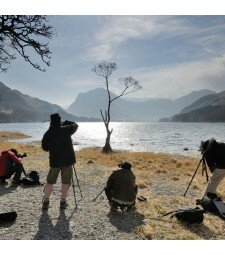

{"left": 0, "top": 122, "right": 225, "bottom": 156}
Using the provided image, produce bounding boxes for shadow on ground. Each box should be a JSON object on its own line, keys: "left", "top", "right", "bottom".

{"left": 107, "top": 210, "right": 145, "bottom": 233}
{"left": 178, "top": 221, "right": 216, "bottom": 239}
{"left": 0, "top": 184, "right": 18, "bottom": 196}
{"left": 34, "top": 210, "right": 72, "bottom": 240}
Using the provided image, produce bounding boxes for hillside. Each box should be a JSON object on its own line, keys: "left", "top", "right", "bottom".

{"left": 171, "top": 90, "right": 225, "bottom": 122}
{"left": 0, "top": 81, "right": 99, "bottom": 123}
{"left": 67, "top": 88, "right": 215, "bottom": 121}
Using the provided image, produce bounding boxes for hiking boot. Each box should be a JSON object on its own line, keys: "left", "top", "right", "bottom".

{"left": 60, "top": 200, "right": 68, "bottom": 210}
{"left": 126, "top": 204, "right": 137, "bottom": 212}
{"left": 11, "top": 180, "right": 21, "bottom": 186}
{"left": 42, "top": 199, "right": 49, "bottom": 211}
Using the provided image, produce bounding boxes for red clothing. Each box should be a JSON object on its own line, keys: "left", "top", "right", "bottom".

{"left": 0, "top": 151, "right": 21, "bottom": 177}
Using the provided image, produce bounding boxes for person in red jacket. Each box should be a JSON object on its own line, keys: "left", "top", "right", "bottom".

{"left": 0, "top": 149, "right": 26, "bottom": 185}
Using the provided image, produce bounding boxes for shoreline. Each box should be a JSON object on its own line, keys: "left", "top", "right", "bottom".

{"left": 0, "top": 130, "right": 200, "bottom": 158}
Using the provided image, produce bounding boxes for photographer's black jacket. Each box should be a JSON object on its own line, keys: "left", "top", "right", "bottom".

{"left": 42, "top": 121, "right": 78, "bottom": 168}
{"left": 204, "top": 141, "right": 225, "bottom": 171}
{"left": 106, "top": 168, "right": 138, "bottom": 202}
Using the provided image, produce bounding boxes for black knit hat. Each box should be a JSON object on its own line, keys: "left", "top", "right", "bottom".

{"left": 50, "top": 113, "right": 61, "bottom": 125}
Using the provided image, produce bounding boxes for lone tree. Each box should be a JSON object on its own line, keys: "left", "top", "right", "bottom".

{"left": 92, "top": 61, "right": 142, "bottom": 153}
{"left": 0, "top": 15, "right": 54, "bottom": 72}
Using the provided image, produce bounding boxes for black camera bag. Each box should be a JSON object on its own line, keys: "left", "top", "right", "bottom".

{"left": 21, "top": 171, "right": 40, "bottom": 185}
{"left": 162, "top": 207, "right": 204, "bottom": 224}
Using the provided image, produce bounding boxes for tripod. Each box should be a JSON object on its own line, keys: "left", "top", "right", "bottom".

{"left": 71, "top": 164, "right": 83, "bottom": 210}
{"left": 92, "top": 187, "right": 106, "bottom": 202}
{"left": 183, "top": 156, "right": 209, "bottom": 197}
{"left": 183, "top": 158, "right": 203, "bottom": 197}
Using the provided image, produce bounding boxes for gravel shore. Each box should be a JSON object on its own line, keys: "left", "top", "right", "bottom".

{"left": 0, "top": 154, "right": 144, "bottom": 240}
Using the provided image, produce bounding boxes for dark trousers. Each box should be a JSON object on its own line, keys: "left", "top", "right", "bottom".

{"left": 105, "top": 186, "right": 137, "bottom": 209}
{"left": 3, "top": 163, "right": 24, "bottom": 182}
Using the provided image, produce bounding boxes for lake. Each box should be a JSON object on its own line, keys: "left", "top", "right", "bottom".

{"left": 0, "top": 122, "right": 225, "bottom": 156}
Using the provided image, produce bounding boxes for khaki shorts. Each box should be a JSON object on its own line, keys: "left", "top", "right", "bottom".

{"left": 46, "top": 165, "right": 73, "bottom": 184}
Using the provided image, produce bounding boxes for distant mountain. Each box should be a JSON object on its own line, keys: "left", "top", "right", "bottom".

{"left": 0, "top": 81, "right": 99, "bottom": 123}
{"left": 67, "top": 88, "right": 215, "bottom": 121}
{"left": 171, "top": 90, "right": 225, "bottom": 122}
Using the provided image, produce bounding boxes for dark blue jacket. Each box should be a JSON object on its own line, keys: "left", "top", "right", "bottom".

{"left": 42, "top": 121, "right": 78, "bottom": 168}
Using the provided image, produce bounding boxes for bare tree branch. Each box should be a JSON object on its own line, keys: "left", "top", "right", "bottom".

{"left": 0, "top": 15, "right": 54, "bottom": 72}
{"left": 91, "top": 61, "right": 117, "bottom": 78}
{"left": 111, "top": 76, "right": 142, "bottom": 103}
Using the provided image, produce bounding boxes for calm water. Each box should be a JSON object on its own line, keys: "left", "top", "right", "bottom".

{"left": 0, "top": 122, "right": 225, "bottom": 156}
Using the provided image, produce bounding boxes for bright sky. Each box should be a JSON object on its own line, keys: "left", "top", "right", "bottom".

{"left": 1, "top": 14, "right": 225, "bottom": 107}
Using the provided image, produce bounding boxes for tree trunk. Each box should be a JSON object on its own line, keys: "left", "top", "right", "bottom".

{"left": 102, "top": 130, "right": 112, "bottom": 153}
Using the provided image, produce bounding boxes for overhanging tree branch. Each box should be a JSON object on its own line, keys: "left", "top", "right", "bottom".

{"left": 0, "top": 15, "right": 54, "bottom": 72}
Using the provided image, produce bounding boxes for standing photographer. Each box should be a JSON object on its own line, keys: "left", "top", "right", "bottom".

{"left": 201, "top": 138, "right": 225, "bottom": 199}
{"left": 0, "top": 149, "right": 26, "bottom": 186}
{"left": 41, "top": 113, "right": 78, "bottom": 210}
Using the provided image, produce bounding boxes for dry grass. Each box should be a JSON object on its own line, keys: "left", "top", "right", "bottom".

{"left": 1, "top": 132, "right": 225, "bottom": 239}
{"left": 76, "top": 147, "right": 225, "bottom": 240}
{"left": 0, "top": 132, "right": 42, "bottom": 155}
{"left": 0, "top": 131, "right": 31, "bottom": 140}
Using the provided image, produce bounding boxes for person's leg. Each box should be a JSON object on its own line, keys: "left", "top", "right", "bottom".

{"left": 126, "top": 202, "right": 136, "bottom": 212}
{"left": 61, "top": 184, "right": 70, "bottom": 200}
{"left": 110, "top": 201, "right": 119, "bottom": 212}
{"left": 42, "top": 167, "right": 60, "bottom": 210}
{"left": 205, "top": 168, "right": 225, "bottom": 195}
{"left": 60, "top": 166, "right": 73, "bottom": 209}
{"left": 44, "top": 167, "right": 60, "bottom": 198}
{"left": 44, "top": 184, "right": 54, "bottom": 199}
{"left": 12, "top": 163, "right": 23, "bottom": 182}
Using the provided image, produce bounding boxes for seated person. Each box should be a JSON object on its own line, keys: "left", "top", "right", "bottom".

{"left": 105, "top": 162, "right": 138, "bottom": 212}
{"left": 0, "top": 149, "right": 26, "bottom": 185}
{"left": 201, "top": 138, "right": 225, "bottom": 199}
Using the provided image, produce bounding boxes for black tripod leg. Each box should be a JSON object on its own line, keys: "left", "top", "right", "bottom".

{"left": 71, "top": 173, "right": 78, "bottom": 210}
{"left": 73, "top": 164, "right": 83, "bottom": 198}
{"left": 183, "top": 159, "right": 202, "bottom": 197}
{"left": 92, "top": 188, "right": 105, "bottom": 202}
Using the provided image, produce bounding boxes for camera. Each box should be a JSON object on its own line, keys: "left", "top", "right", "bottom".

{"left": 18, "top": 152, "right": 27, "bottom": 158}
{"left": 22, "top": 153, "right": 27, "bottom": 158}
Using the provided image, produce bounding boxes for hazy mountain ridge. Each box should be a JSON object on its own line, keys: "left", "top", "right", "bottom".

{"left": 0, "top": 81, "right": 99, "bottom": 123}
{"left": 67, "top": 88, "right": 215, "bottom": 121}
{"left": 171, "top": 90, "right": 225, "bottom": 122}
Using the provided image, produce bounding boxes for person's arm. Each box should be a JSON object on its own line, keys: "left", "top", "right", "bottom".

{"left": 62, "top": 120, "right": 78, "bottom": 136}
{"left": 41, "top": 132, "right": 49, "bottom": 152}
{"left": 7, "top": 151, "right": 21, "bottom": 164}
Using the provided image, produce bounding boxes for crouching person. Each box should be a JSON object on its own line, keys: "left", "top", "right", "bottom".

{"left": 105, "top": 162, "right": 138, "bottom": 212}
{"left": 41, "top": 113, "right": 78, "bottom": 210}
{"left": 0, "top": 149, "right": 26, "bottom": 186}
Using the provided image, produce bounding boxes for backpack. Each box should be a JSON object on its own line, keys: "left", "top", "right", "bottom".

{"left": 20, "top": 171, "right": 40, "bottom": 185}
{"left": 0, "top": 211, "right": 17, "bottom": 223}
{"left": 162, "top": 207, "right": 205, "bottom": 224}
